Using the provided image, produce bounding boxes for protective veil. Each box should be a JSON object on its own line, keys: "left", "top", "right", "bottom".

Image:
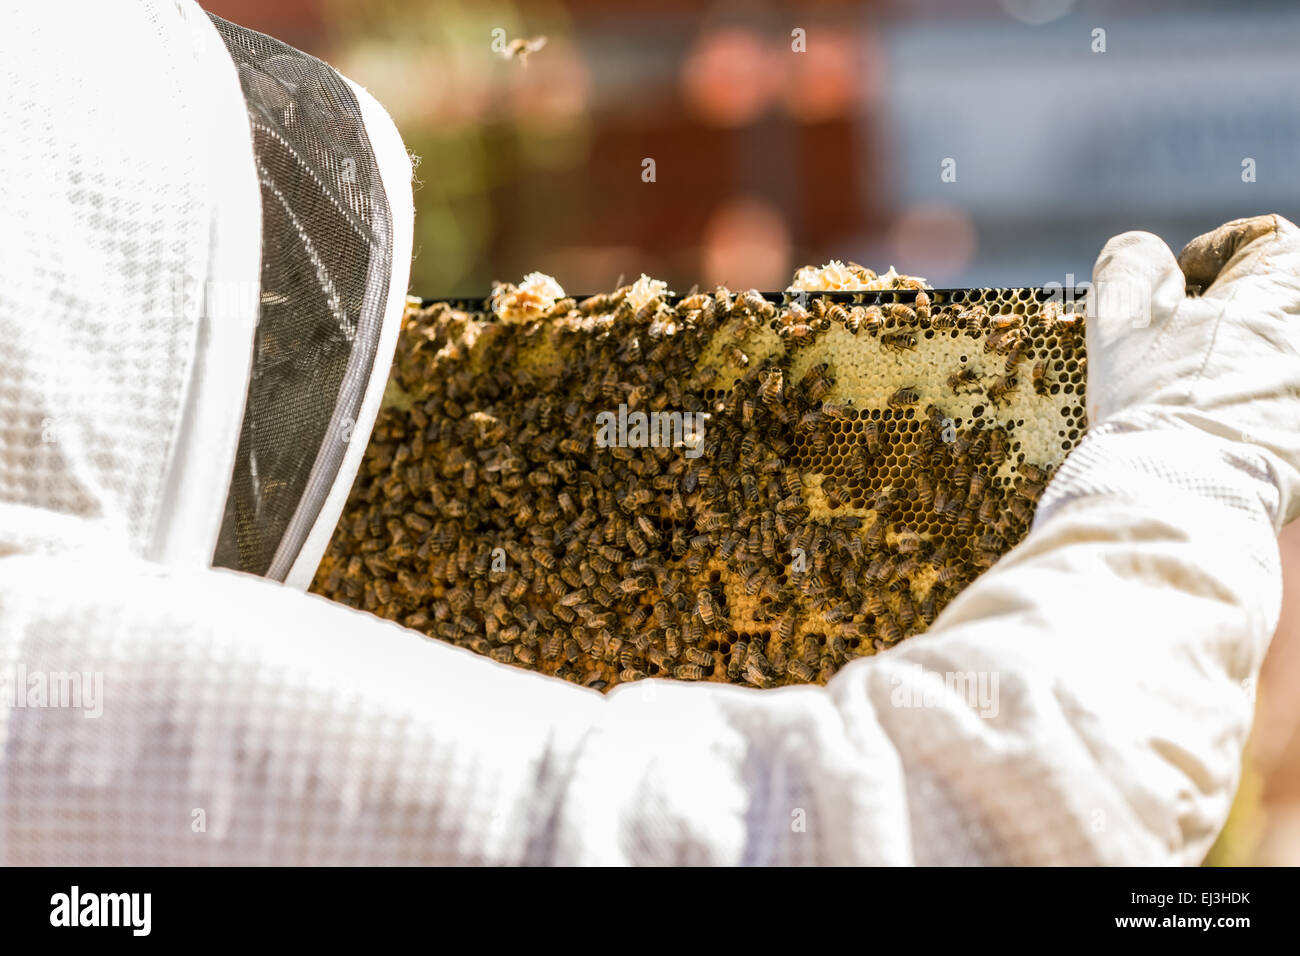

{"left": 2, "top": 3, "right": 1297, "bottom": 865}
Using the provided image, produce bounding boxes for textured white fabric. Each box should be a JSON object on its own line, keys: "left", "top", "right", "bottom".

{"left": 1, "top": 1, "right": 1297, "bottom": 863}
{"left": 0, "top": 0, "right": 259, "bottom": 566}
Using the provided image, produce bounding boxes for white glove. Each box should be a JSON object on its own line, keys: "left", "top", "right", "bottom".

{"left": 1088, "top": 214, "right": 1300, "bottom": 529}
{"left": 5, "top": 216, "right": 1296, "bottom": 865}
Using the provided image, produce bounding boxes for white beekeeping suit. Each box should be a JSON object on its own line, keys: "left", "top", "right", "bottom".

{"left": 2, "top": 3, "right": 1298, "bottom": 865}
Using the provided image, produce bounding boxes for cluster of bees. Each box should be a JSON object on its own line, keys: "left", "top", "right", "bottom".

{"left": 312, "top": 271, "right": 1088, "bottom": 691}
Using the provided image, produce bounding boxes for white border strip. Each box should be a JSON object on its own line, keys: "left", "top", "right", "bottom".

{"left": 283, "top": 78, "right": 414, "bottom": 590}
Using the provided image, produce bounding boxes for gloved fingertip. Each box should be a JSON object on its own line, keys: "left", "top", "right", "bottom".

{"left": 1090, "top": 231, "right": 1184, "bottom": 329}
{"left": 1176, "top": 214, "right": 1286, "bottom": 290}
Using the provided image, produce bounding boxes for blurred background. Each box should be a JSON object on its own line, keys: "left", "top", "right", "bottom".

{"left": 205, "top": 0, "right": 1300, "bottom": 864}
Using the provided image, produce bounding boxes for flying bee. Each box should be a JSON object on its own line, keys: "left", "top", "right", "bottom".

{"left": 888, "top": 386, "right": 920, "bottom": 409}
{"left": 1031, "top": 359, "right": 1050, "bottom": 395}
{"left": 987, "top": 375, "right": 1018, "bottom": 406}
{"left": 881, "top": 331, "right": 917, "bottom": 353}
{"left": 947, "top": 367, "right": 980, "bottom": 393}
{"left": 497, "top": 35, "right": 549, "bottom": 65}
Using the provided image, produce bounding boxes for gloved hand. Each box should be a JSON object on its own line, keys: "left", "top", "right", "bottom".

{"left": 1088, "top": 214, "right": 1300, "bottom": 529}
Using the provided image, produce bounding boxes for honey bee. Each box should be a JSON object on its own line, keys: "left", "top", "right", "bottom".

{"left": 697, "top": 589, "right": 717, "bottom": 626}
{"left": 885, "top": 303, "right": 918, "bottom": 326}
{"left": 1031, "top": 359, "right": 1050, "bottom": 395}
{"left": 1018, "top": 462, "right": 1048, "bottom": 483}
{"left": 863, "top": 419, "right": 881, "bottom": 456}
{"left": 724, "top": 345, "right": 749, "bottom": 368}
{"left": 738, "top": 289, "right": 775, "bottom": 318}
{"left": 896, "top": 594, "right": 917, "bottom": 631}
{"left": 786, "top": 659, "right": 817, "bottom": 682}
{"left": 988, "top": 428, "right": 1009, "bottom": 466}
{"left": 806, "top": 373, "right": 835, "bottom": 403}
{"left": 1016, "top": 477, "right": 1046, "bottom": 502}
{"left": 821, "top": 400, "right": 855, "bottom": 419}
{"left": 987, "top": 375, "right": 1018, "bottom": 406}
{"left": 678, "top": 292, "right": 711, "bottom": 313}
{"left": 1009, "top": 498, "right": 1033, "bottom": 523}
{"left": 1004, "top": 343, "right": 1029, "bottom": 373}
{"left": 895, "top": 526, "right": 921, "bottom": 553}
{"left": 727, "top": 642, "right": 748, "bottom": 680}
{"left": 498, "top": 35, "right": 549, "bottom": 65}
{"left": 915, "top": 471, "right": 935, "bottom": 508}
{"left": 823, "top": 479, "right": 847, "bottom": 509}
{"left": 861, "top": 304, "right": 885, "bottom": 333}
{"left": 877, "top": 613, "right": 901, "bottom": 645}
{"left": 881, "top": 331, "right": 917, "bottom": 353}
{"left": 930, "top": 307, "right": 958, "bottom": 331}
{"left": 823, "top": 301, "right": 850, "bottom": 328}
{"left": 759, "top": 369, "right": 784, "bottom": 405}
{"left": 914, "top": 291, "right": 931, "bottom": 321}
{"left": 947, "top": 367, "right": 980, "bottom": 393}
{"left": 684, "top": 646, "right": 714, "bottom": 667}
{"left": 620, "top": 668, "right": 647, "bottom": 682}
{"left": 888, "top": 386, "right": 920, "bottom": 409}
{"left": 935, "top": 561, "right": 962, "bottom": 586}
{"left": 780, "top": 322, "right": 814, "bottom": 342}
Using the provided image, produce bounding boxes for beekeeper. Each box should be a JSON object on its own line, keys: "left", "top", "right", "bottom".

{"left": 2, "top": 2, "right": 1298, "bottom": 865}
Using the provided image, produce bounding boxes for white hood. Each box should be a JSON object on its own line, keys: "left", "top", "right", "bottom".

{"left": 0, "top": 1, "right": 413, "bottom": 587}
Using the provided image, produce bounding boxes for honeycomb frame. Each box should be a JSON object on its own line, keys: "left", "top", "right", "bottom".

{"left": 312, "top": 285, "right": 1088, "bottom": 691}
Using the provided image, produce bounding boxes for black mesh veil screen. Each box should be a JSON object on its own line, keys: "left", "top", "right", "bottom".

{"left": 209, "top": 14, "right": 393, "bottom": 579}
